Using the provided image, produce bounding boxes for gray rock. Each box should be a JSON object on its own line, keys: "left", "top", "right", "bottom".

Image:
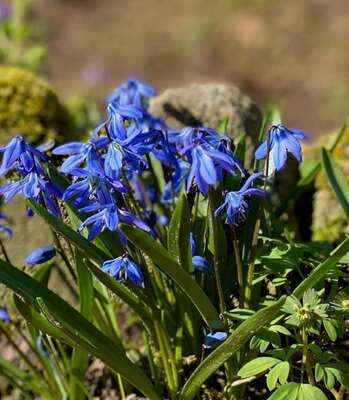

{"left": 149, "top": 82, "right": 262, "bottom": 141}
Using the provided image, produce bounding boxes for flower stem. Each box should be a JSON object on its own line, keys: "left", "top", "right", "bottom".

{"left": 208, "top": 188, "right": 226, "bottom": 314}
{"left": 232, "top": 228, "right": 244, "bottom": 307}
{"left": 301, "top": 327, "right": 315, "bottom": 385}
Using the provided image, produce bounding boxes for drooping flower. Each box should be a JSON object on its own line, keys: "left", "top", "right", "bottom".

{"left": 185, "top": 143, "right": 243, "bottom": 195}
{"left": 190, "top": 233, "right": 213, "bottom": 273}
{"left": 78, "top": 202, "right": 149, "bottom": 242}
{"left": 53, "top": 137, "right": 108, "bottom": 176}
{"left": 107, "top": 79, "right": 157, "bottom": 109}
{"left": 255, "top": 124, "right": 305, "bottom": 172}
{"left": 102, "top": 255, "right": 144, "bottom": 287}
{"left": 0, "top": 307, "right": 10, "bottom": 323}
{"left": 203, "top": 331, "right": 228, "bottom": 349}
{"left": 26, "top": 245, "right": 56, "bottom": 265}
{"left": 0, "top": 135, "right": 48, "bottom": 176}
{"left": 0, "top": 213, "right": 12, "bottom": 238}
{"left": 215, "top": 172, "right": 265, "bottom": 226}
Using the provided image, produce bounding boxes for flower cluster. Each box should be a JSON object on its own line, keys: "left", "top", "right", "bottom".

{"left": 0, "top": 78, "right": 305, "bottom": 291}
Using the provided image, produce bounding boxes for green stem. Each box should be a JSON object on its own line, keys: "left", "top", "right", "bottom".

{"left": 154, "top": 320, "right": 178, "bottom": 399}
{"left": 232, "top": 228, "right": 244, "bottom": 307}
{"left": 301, "top": 327, "right": 315, "bottom": 385}
{"left": 208, "top": 188, "right": 226, "bottom": 314}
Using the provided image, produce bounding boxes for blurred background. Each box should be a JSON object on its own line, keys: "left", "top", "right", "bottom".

{"left": 29, "top": 0, "right": 349, "bottom": 139}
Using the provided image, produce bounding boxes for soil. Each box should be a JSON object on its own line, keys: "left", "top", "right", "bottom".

{"left": 35, "top": 0, "right": 349, "bottom": 139}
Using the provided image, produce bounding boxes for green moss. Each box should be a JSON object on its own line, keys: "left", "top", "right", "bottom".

{"left": 0, "top": 65, "right": 75, "bottom": 144}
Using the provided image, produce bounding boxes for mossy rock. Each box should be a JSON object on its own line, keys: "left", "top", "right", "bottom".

{"left": 310, "top": 123, "right": 349, "bottom": 241}
{"left": 0, "top": 65, "right": 75, "bottom": 145}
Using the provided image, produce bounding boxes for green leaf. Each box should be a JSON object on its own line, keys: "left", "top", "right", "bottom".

{"left": 297, "top": 384, "right": 327, "bottom": 400}
{"left": 239, "top": 357, "right": 282, "bottom": 379}
{"left": 267, "top": 383, "right": 299, "bottom": 400}
{"left": 28, "top": 200, "right": 108, "bottom": 263}
{"left": 322, "top": 148, "right": 349, "bottom": 221}
{"left": 120, "top": 224, "right": 219, "bottom": 327}
{"left": 178, "top": 296, "right": 286, "bottom": 400}
{"left": 0, "top": 259, "right": 160, "bottom": 400}
{"left": 315, "top": 363, "right": 324, "bottom": 382}
{"left": 70, "top": 250, "right": 94, "bottom": 400}
{"left": 266, "top": 361, "right": 289, "bottom": 390}
{"left": 323, "top": 319, "right": 337, "bottom": 341}
{"left": 168, "top": 192, "right": 193, "bottom": 273}
{"left": 293, "top": 236, "right": 349, "bottom": 299}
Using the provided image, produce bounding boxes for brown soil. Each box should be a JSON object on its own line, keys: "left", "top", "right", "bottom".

{"left": 35, "top": 0, "right": 349, "bottom": 138}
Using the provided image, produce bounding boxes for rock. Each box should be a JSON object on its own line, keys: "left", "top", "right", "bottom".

{"left": 149, "top": 83, "right": 262, "bottom": 141}
{"left": 310, "top": 124, "right": 349, "bottom": 241}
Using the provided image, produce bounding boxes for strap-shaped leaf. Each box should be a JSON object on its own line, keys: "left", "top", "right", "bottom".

{"left": 29, "top": 200, "right": 107, "bottom": 263}
{"left": 120, "top": 224, "right": 219, "bottom": 327}
{"left": 322, "top": 148, "right": 349, "bottom": 221}
{"left": 168, "top": 192, "right": 193, "bottom": 273}
{"left": 178, "top": 296, "right": 286, "bottom": 400}
{"left": 293, "top": 236, "right": 349, "bottom": 299}
{"left": 0, "top": 259, "right": 160, "bottom": 400}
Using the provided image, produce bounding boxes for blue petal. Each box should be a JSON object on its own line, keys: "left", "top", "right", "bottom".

{"left": 203, "top": 331, "right": 228, "bottom": 349}
{"left": 192, "top": 256, "right": 213, "bottom": 273}
{"left": 52, "top": 142, "right": 83, "bottom": 155}
{"left": 26, "top": 245, "right": 56, "bottom": 265}
{"left": 272, "top": 140, "right": 287, "bottom": 171}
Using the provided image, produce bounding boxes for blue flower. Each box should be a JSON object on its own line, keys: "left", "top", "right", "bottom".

{"left": 255, "top": 124, "right": 305, "bottom": 172}
{"left": 102, "top": 255, "right": 144, "bottom": 287}
{"left": 0, "top": 135, "right": 48, "bottom": 176}
{"left": 161, "top": 160, "right": 189, "bottom": 204}
{"left": 203, "top": 331, "right": 228, "bottom": 349}
{"left": 0, "top": 307, "right": 10, "bottom": 323}
{"left": 53, "top": 138, "right": 108, "bottom": 175}
{"left": 26, "top": 245, "right": 56, "bottom": 265}
{"left": 107, "top": 79, "right": 156, "bottom": 109}
{"left": 0, "top": 213, "right": 12, "bottom": 238}
{"left": 215, "top": 172, "right": 265, "bottom": 226}
{"left": 192, "top": 256, "right": 213, "bottom": 274}
{"left": 78, "top": 202, "right": 150, "bottom": 241}
{"left": 185, "top": 144, "right": 243, "bottom": 195}
{"left": 0, "top": 172, "right": 62, "bottom": 216}
{"left": 190, "top": 233, "right": 213, "bottom": 273}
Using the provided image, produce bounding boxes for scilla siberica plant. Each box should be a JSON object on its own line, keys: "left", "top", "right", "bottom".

{"left": 0, "top": 78, "right": 348, "bottom": 400}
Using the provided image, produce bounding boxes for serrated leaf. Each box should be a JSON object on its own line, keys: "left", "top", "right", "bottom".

{"left": 315, "top": 363, "right": 324, "bottom": 382}
{"left": 297, "top": 384, "right": 327, "bottom": 400}
{"left": 239, "top": 357, "right": 282, "bottom": 379}
{"left": 267, "top": 382, "right": 299, "bottom": 400}
{"left": 266, "top": 361, "right": 289, "bottom": 391}
{"left": 178, "top": 296, "right": 286, "bottom": 400}
{"left": 323, "top": 319, "right": 337, "bottom": 341}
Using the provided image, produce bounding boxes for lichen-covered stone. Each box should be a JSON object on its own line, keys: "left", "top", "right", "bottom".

{"left": 149, "top": 83, "right": 262, "bottom": 141}
{"left": 0, "top": 65, "right": 74, "bottom": 145}
{"left": 311, "top": 124, "right": 349, "bottom": 241}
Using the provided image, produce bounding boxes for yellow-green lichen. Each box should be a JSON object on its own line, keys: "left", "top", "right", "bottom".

{"left": 0, "top": 65, "right": 75, "bottom": 145}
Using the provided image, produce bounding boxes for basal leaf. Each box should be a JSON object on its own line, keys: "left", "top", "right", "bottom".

{"left": 178, "top": 296, "right": 286, "bottom": 400}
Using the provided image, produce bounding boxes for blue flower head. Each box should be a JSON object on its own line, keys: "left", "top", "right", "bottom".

{"left": 102, "top": 255, "right": 144, "bottom": 287}
{"left": 255, "top": 124, "right": 305, "bottom": 172}
{"left": 203, "top": 331, "right": 228, "bottom": 349}
{"left": 26, "top": 245, "right": 56, "bottom": 265}
{"left": 107, "top": 79, "right": 157, "bottom": 109}
{"left": 0, "top": 307, "right": 10, "bottom": 323}
{"left": 215, "top": 173, "right": 265, "bottom": 226}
